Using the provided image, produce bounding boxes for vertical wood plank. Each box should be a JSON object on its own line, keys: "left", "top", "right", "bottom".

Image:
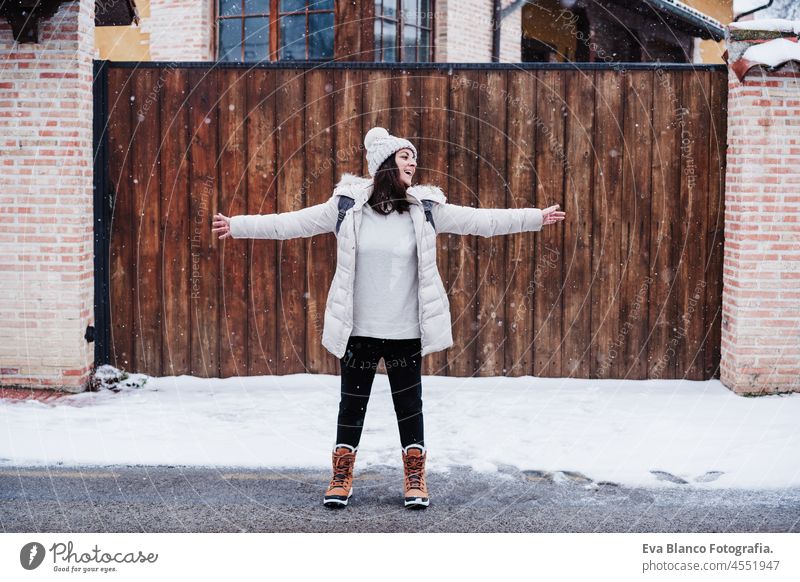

{"left": 245, "top": 69, "right": 279, "bottom": 376}
{"left": 333, "top": 68, "right": 364, "bottom": 175}
{"left": 447, "top": 70, "right": 481, "bottom": 377}
{"left": 107, "top": 67, "right": 135, "bottom": 373}
{"left": 590, "top": 70, "right": 624, "bottom": 379}
{"left": 304, "top": 68, "right": 336, "bottom": 373}
{"left": 476, "top": 69, "right": 508, "bottom": 376}
{"left": 131, "top": 68, "right": 162, "bottom": 376}
{"left": 362, "top": 69, "right": 393, "bottom": 136}
{"left": 218, "top": 69, "right": 249, "bottom": 378}
{"left": 561, "top": 69, "right": 595, "bottom": 378}
{"left": 678, "top": 71, "right": 711, "bottom": 380}
{"left": 533, "top": 69, "right": 565, "bottom": 378}
{"left": 187, "top": 68, "right": 220, "bottom": 377}
{"left": 275, "top": 69, "right": 307, "bottom": 374}
{"left": 619, "top": 70, "right": 653, "bottom": 379}
{"left": 160, "top": 67, "right": 191, "bottom": 376}
{"left": 392, "top": 69, "right": 420, "bottom": 143}
{"left": 505, "top": 70, "right": 538, "bottom": 377}
{"left": 648, "top": 69, "right": 683, "bottom": 380}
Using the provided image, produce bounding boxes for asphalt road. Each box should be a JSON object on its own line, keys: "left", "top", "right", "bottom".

{"left": 1, "top": 464, "right": 798, "bottom": 533}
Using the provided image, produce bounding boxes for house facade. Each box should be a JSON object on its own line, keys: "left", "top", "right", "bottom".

{"left": 95, "top": 0, "right": 523, "bottom": 63}
{"left": 522, "top": 0, "right": 731, "bottom": 64}
{"left": 94, "top": 0, "right": 732, "bottom": 64}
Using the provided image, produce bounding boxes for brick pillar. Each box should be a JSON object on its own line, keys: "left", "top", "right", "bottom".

{"left": 145, "top": 0, "right": 215, "bottom": 61}
{"left": 721, "top": 23, "right": 800, "bottom": 395}
{"left": 0, "top": 0, "right": 96, "bottom": 392}
{"left": 437, "top": 0, "right": 494, "bottom": 62}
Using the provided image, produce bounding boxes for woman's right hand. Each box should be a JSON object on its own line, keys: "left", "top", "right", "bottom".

{"left": 212, "top": 213, "right": 232, "bottom": 239}
{"left": 541, "top": 204, "right": 565, "bottom": 226}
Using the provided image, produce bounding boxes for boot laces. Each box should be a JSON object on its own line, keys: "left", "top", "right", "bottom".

{"left": 330, "top": 454, "right": 354, "bottom": 488}
{"left": 404, "top": 455, "right": 426, "bottom": 490}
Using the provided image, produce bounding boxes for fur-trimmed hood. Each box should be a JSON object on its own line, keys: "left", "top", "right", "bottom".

{"left": 333, "top": 172, "right": 447, "bottom": 208}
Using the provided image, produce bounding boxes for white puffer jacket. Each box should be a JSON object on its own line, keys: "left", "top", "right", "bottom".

{"left": 229, "top": 173, "right": 544, "bottom": 359}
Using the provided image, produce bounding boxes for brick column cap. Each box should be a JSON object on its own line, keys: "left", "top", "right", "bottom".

{"left": 725, "top": 18, "right": 800, "bottom": 81}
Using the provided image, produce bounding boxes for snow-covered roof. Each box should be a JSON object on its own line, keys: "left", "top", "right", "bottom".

{"left": 733, "top": 0, "right": 770, "bottom": 17}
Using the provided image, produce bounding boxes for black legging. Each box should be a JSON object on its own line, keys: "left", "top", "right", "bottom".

{"left": 336, "top": 335, "right": 424, "bottom": 449}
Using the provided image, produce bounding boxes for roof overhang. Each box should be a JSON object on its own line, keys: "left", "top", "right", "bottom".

{"left": 641, "top": 0, "right": 726, "bottom": 41}
{"left": 0, "top": 0, "right": 139, "bottom": 43}
{"left": 95, "top": 0, "right": 140, "bottom": 27}
{"left": 0, "top": 0, "right": 70, "bottom": 43}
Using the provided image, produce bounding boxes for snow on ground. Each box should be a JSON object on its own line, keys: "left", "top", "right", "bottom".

{"left": 1, "top": 368, "right": 798, "bottom": 490}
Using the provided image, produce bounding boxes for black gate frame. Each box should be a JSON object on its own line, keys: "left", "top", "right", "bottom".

{"left": 93, "top": 59, "right": 112, "bottom": 367}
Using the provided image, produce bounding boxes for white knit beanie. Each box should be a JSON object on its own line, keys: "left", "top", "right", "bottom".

{"left": 364, "top": 127, "right": 417, "bottom": 177}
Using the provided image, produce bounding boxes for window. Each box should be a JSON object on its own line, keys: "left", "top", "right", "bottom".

{"left": 217, "top": 0, "right": 334, "bottom": 62}
{"left": 521, "top": 37, "right": 557, "bottom": 63}
{"left": 375, "top": 0, "right": 434, "bottom": 62}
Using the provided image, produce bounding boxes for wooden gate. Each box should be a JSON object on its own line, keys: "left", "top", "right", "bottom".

{"left": 93, "top": 61, "right": 726, "bottom": 380}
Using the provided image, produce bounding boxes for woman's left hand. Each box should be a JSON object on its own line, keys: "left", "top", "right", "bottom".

{"left": 542, "top": 204, "right": 566, "bottom": 226}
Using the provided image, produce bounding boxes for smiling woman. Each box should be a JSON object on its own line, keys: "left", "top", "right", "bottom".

{"left": 366, "top": 127, "right": 417, "bottom": 216}
{"left": 211, "top": 125, "right": 564, "bottom": 511}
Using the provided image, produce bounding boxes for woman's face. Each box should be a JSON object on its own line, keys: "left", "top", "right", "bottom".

{"left": 395, "top": 148, "right": 417, "bottom": 187}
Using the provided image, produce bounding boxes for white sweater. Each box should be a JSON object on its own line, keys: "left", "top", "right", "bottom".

{"left": 351, "top": 202, "right": 421, "bottom": 339}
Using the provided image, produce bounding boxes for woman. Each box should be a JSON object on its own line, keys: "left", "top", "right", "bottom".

{"left": 212, "top": 127, "right": 565, "bottom": 510}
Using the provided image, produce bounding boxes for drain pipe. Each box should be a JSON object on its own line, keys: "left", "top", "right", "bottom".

{"left": 491, "top": 0, "right": 501, "bottom": 62}
{"left": 733, "top": 0, "right": 773, "bottom": 22}
{"left": 491, "top": 0, "right": 530, "bottom": 62}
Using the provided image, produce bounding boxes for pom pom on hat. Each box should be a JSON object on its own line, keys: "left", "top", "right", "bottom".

{"left": 363, "top": 126, "right": 417, "bottom": 177}
{"left": 364, "top": 126, "right": 389, "bottom": 151}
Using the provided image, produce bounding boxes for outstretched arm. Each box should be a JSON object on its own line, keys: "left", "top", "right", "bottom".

{"left": 432, "top": 202, "right": 564, "bottom": 237}
{"left": 215, "top": 196, "right": 339, "bottom": 240}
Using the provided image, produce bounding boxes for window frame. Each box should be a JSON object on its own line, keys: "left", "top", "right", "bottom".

{"left": 215, "top": 0, "right": 335, "bottom": 62}
{"left": 374, "top": 0, "right": 436, "bottom": 63}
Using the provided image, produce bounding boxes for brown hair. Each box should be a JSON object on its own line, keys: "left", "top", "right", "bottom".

{"left": 368, "top": 154, "right": 412, "bottom": 215}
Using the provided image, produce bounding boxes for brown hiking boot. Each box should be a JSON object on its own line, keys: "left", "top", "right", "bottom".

{"left": 402, "top": 444, "right": 429, "bottom": 508}
{"left": 323, "top": 444, "right": 357, "bottom": 507}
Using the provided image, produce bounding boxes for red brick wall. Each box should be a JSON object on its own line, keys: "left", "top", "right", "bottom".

{"left": 722, "top": 50, "right": 800, "bottom": 394}
{"left": 0, "top": 0, "right": 96, "bottom": 392}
